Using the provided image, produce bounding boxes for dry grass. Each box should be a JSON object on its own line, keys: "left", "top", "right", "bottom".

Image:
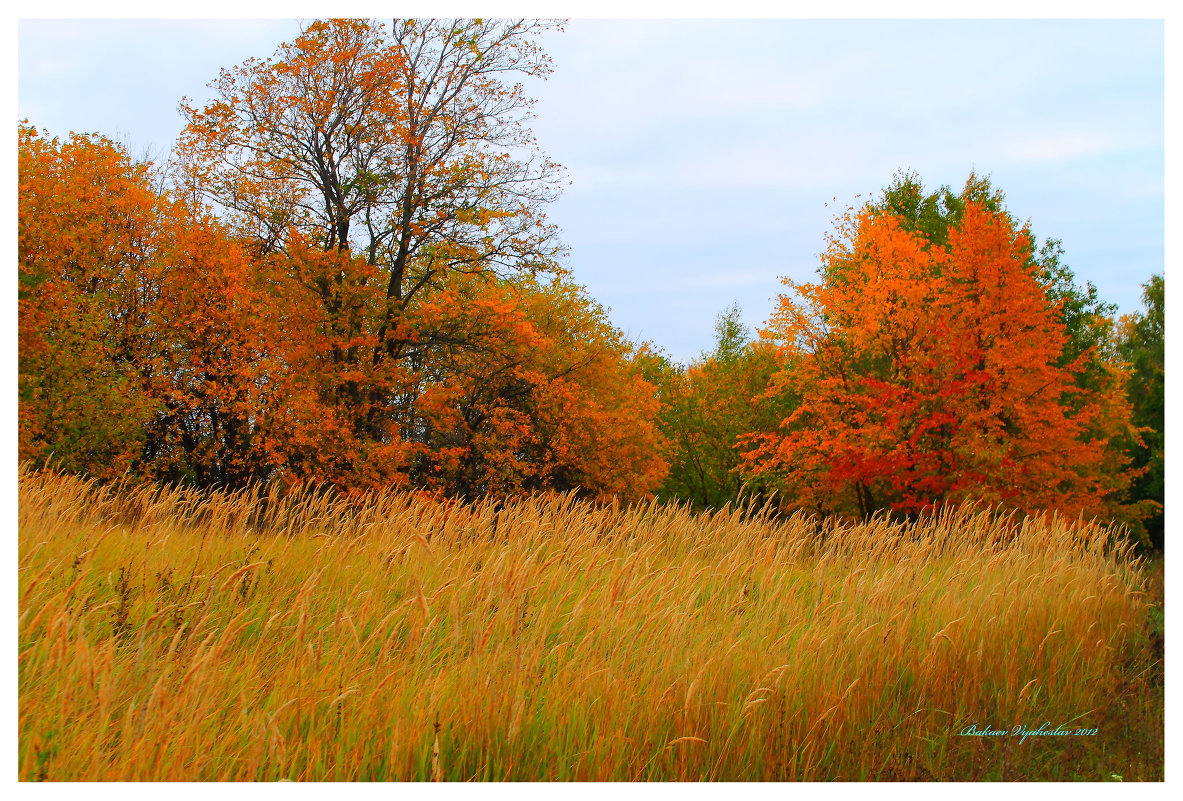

{"left": 17, "top": 467, "right": 1162, "bottom": 780}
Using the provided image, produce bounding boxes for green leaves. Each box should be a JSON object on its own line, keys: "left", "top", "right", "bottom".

{"left": 1116, "top": 274, "right": 1165, "bottom": 547}
{"left": 655, "top": 304, "right": 782, "bottom": 511}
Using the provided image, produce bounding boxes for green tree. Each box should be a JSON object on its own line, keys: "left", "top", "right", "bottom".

{"left": 1117, "top": 274, "right": 1165, "bottom": 548}
{"left": 655, "top": 304, "right": 783, "bottom": 510}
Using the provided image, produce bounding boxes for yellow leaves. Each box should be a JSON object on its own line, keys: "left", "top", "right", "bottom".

{"left": 175, "top": 17, "right": 563, "bottom": 296}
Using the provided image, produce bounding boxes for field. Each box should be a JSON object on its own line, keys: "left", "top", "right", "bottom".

{"left": 18, "top": 468, "right": 1163, "bottom": 781}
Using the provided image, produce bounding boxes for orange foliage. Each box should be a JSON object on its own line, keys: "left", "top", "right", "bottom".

{"left": 18, "top": 124, "right": 162, "bottom": 478}
{"left": 161, "top": 18, "right": 597, "bottom": 499}
{"left": 743, "top": 201, "right": 1141, "bottom": 521}
{"left": 19, "top": 123, "right": 316, "bottom": 487}
{"left": 175, "top": 18, "right": 564, "bottom": 309}
{"left": 407, "top": 275, "right": 667, "bottom": 502}
{"left": 19, "top": 116, "right": 664, "bottom": 502}
{"left": 175, "top": 19, "right": 407, "bottom": 254}
{"left": 140, "top": 207, "right": 309, "bottom": 487}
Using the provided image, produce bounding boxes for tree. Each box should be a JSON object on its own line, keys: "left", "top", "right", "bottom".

{"left": 176, "top": 18, "right": 567, "bottom": 485}
{"left": 408, "top": 273, "right": 667, "bottom": 502}
{"left": 20, "top": 22, "right": 673, "bottom": 504}
{"left": 654, "top": 304, "right": 783, "bottom": 510}
{"left": 139, "top": 205, "right": 311, "bottom": 489}
{"left": 742, "top": 180, "right": 1143, "bottom": 522}
{"left": 177, "top": 18, "right": 564, "bottom": 351}
{"left": 1117, "top": 274, "right": 1165, "bottom": 547}
{"left": 521, "top": 281, "right": 668, "bottom": 501}
{"left": 19, "top": 122, "right": 319, "bottom": 489}
{"left": 872, "top": 171, "right": 1121, "bottom": 386}
{"left": 18, "top": 124, "right": 162, "bottom": 478}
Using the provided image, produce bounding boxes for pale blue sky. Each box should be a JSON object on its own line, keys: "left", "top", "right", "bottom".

{"left": 18, "top": 17, "right": 1165, "bottom": 363}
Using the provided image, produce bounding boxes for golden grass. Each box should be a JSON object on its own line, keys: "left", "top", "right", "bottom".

{"left": 17, "top": 467, "right": 1162, "bottom": 780}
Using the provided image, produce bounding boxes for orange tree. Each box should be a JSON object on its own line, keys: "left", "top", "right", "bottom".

{"left": 521, "top": 280, "right": 668, "bottom": 502}
{"left": 18, "top": 124, "right": 162, "bottom": 478}
{"left": 742, "top": 176, "right": 1144, "bottom": 522}
{"left": 176, "top": 18, "right": 564, "bottom": 363}
{"left": 404, "top": 273, "right": 667, "bottom": 502}
{"left": 19, "top": 123, "right": 313, "bottom": 488}
{"left": 138, "top": 206, "right": 317, "bottom": 488}
{"left": 175, "top": 18, "right": 568, "bottom": 492}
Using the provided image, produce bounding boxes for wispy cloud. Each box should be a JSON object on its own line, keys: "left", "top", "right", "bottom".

{"left": 593, "top": 267, "right": 783, "bottom": 297}
{"left": 1002, "top": 131, "right": 1128, "bottom": 164}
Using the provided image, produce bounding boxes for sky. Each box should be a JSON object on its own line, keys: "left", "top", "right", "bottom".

{"left": 16, "top": 15, "right": 1166, "bottom": 364}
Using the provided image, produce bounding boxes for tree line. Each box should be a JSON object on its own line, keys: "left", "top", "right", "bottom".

{"left": 17, "top": 19, "right": 1164, "bottom": 544}
{"left": 20, "top": 19, "right": 665, "bottom": 503}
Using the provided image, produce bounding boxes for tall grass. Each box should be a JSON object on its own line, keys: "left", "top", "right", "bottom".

{"left": 17, "top": 467, "right": 1162, "bottom": 780}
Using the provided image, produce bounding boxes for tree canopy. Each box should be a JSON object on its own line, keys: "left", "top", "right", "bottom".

{"left": 650, "top": 304, "right": 782, "bottom": 511}
{"left": 741, "top": 176, "right": 1146, "bottom": 523}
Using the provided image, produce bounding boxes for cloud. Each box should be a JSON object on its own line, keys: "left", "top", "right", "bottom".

{"left": 594, "top": 267, "right": 784, "bottom": 297}
{"left": 1002, "top": 131, "right": 1128, "bottom": 164}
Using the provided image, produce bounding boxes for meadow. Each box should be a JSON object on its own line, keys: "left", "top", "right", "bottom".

{"left": 18, "top": 468, "right": 1162, "bottom": 781}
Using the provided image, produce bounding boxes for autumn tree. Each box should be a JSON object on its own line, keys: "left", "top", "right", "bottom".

{"left": 743, "top": 177, "right": 1143, "bottom": 522}
{"left": 867, "top": 172, "right": 1145, "bottom": 522}
{"left": 20, "top": 20, "right": 676, "bottom": 506}
{"left": 175, "top": 18, "right": 567, "bottom": 486}
{"left": 18, "top": 124, "right": 163, "bottom": 478}
{"left": 177, "top": 18, "right": 564, "bottom": 345}
{"left": 138, "top": 206, "right": 314, "bottom": 489}
{"left": 653, "top": 304, "right": 782, "bottom": 510}
{"left": 873, "top": 171, "right": 1123, "bottom": 393}
{"left": 407, "top": 273, "right": 667, "bottom": 502}
{"left": 521, "top": 281, "right": 668, "bottom": 501}
{"left": 19, "top": 123, "right": 313, "bottom": 489}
